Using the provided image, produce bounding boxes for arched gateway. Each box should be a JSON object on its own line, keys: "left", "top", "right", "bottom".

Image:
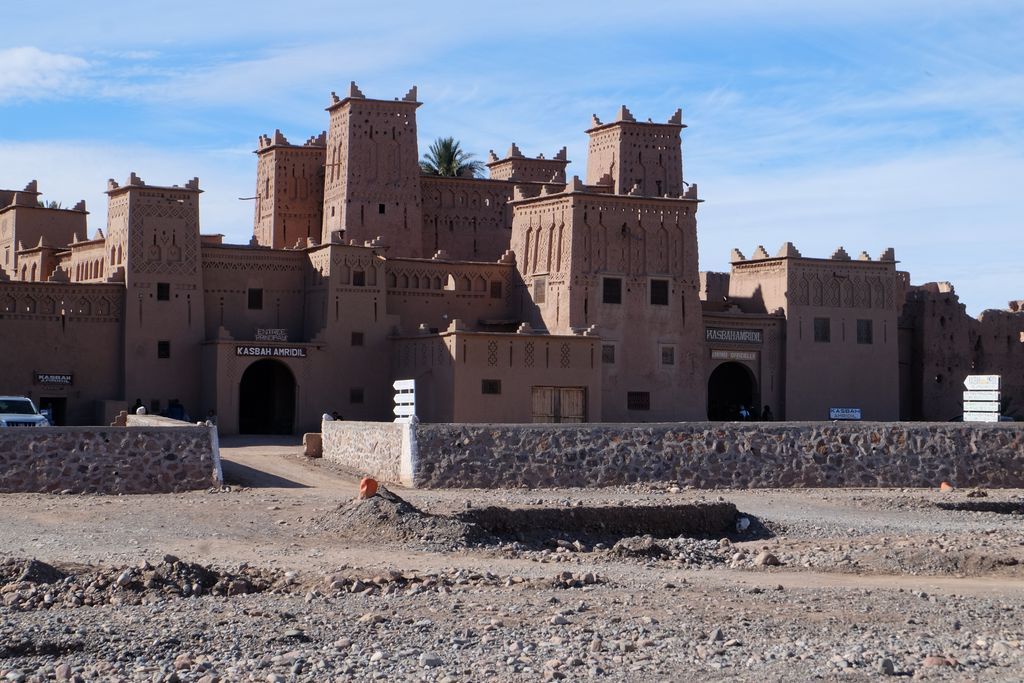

{"left": 707, "top": 361, "right": 758, "bottom": 420}
{"left": 238, "top": 359, "right": 296, "bottom": 434}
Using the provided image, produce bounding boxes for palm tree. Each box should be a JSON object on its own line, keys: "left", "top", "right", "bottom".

{"left": 37, "top": 200, "right": 63, "bottom": 209}
{"left": 420, "top": 137, "right": 484, "bottom": 178}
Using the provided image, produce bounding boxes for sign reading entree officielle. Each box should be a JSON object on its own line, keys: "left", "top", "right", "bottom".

{"left": 235, "top": 345, "right": 307, "bottom": 358}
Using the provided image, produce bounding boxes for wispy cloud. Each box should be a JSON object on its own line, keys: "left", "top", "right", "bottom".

{"left": 0, "top": 47, "right": 89, "bottom": 102}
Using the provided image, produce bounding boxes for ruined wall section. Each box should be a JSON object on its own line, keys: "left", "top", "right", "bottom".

{"left": 900, "top": 285, "right": 1024, "bottom": 420}
{"left": 419, "top": 176, "right": 514, "bottom": 261}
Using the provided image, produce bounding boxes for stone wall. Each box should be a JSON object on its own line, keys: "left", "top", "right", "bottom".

{"left": 410, "top": 422, "right": 1024, "bottom": 489}
{"left": 0, "top": 426, "right": 221, "bottom": 494}
{"left": 321, "top": 421, "right": 411, "bottom": 485}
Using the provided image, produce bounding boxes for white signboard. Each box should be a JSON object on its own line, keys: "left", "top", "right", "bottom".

{"left": 963, "top": 401, "right": 1000, "bottom": 413}
{"left": 964, "top": 375, "right": 1001, "bottom": 390}
{"left": 963, "top": 390, "right": 1000, "bottom": 402}
{"left": 393, "top": 379, "right": 416, "bottom": 422}
{"left": 963, "top": 412, "right": 999, "bottom": 423}
{"left": 829, "top": 407, "right": 862, "bottom": 420}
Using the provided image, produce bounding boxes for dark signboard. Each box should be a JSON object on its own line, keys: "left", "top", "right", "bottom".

{"left": 235, "top": 345, "right": 307, "bottom": 358}
{"left": 34, "top": 373, "right": 73, "bottom": 385}
{"left": 705, "top": 328, "right": 763, "bottom": 344}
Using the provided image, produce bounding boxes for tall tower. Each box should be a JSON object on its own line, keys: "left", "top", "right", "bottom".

{"left": 253, "top": 130, "right": 326, "bottom": 249}
{"left": 321, "top": 82, "right": 423, "bottom": 255}
{"left": 107, "top": 173, "right": 205, "bottom": 413}
{"left": 584, "top": 106, "right": 685, "bottom": 197}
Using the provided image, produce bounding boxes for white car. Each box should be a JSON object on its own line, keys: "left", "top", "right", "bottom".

{"left": 0, "top": 396, "right": 51, "bottom": 427}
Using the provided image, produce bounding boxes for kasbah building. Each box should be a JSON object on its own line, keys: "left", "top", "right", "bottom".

{"left": 1, "top": 82, "right": 1022, "bottom": 435}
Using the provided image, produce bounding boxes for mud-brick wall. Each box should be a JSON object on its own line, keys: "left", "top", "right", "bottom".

{"left": 0, "top": 427, "right": 221, "bottom": 494}
{"left": 321, "top": 421, "right": 410, "bottom": 485}
{"left": 411, "top": 422, "right": 1024, "bottom": 489}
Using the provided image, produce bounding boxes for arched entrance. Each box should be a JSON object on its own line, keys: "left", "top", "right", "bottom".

{"left": 707, "top": 361, "right": 757, "bottom": 420}
{"left": 239, "top": 359, "right": 296, "bottom": 434}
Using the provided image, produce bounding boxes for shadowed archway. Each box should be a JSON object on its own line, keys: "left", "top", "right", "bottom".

{"left": 239, "top": 359, "right": 296, "bottom": 435}
{"left": 707, "top": 361, "right": 757, "bottom": 420}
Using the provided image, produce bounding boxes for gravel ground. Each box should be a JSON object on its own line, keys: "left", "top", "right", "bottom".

{"left": 2, "top": 438, "right": 1023, "bottom": 682}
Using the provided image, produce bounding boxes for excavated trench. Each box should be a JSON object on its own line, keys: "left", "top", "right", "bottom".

{"left": 935, "top": 501, "right": 1024, "bottom": 515}
{"left": 455, "top": 502, "right": 740, "bottom": 540}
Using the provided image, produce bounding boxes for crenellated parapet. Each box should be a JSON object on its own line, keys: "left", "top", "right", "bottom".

{"left": 487, "top": 145, "right": 570, "bottom": 184}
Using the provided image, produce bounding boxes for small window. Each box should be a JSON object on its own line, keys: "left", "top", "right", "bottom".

{"left": 351, "top": 331, "right": 364, "bottom": 346}
{"left": 481, "top": 379, "right": 502, "bottom": 395}
{"left": 627, "top": 391, "right": 650, "bottom": 411}
{"left": 489, "top": 281, "right": 503, "bottom": 299}
{"left": 157, "top": 282, "right": 170, "bottom": 300}
{"left": 349, "top": 387, "right": 364, "bottom": 404}
{"left": 650, "top": 279, "right": 669, "bottom": 306}
{"left": 661, "top": 345, "right": 675, "bottom": 365}
{"left": 157, "top": 340, "right": 170, "bottom": 358}
{"left": 602, "top": 344, "right": 616, "bottom": 364}
{"left": 352, "top": 270, "right": 366, "bottom": 287}
{"left": 814, "top": 317, "right": 831, "bottom": 343}
{"left": 378, "top": 203, "right": 386, "bottom": 214}
{"left": 603, "top": 277, "right": 622, "bottom": 304}
{"left": 533, "top": 277, "right": 546, "bottom": 304}
{"left": 857, "top": 319, "right": 873, "bottom": 344}
{"left": 247, "top": 288, "right": 263, "bottom": 310}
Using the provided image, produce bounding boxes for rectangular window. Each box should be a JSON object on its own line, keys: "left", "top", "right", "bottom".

{"left": 857, "top": 319, "right": 874, "bottom": 344}
{"left": 378, "top": 203, "right": 386, "bottom": 214}
{"left": 627, "top": 391, "right": 651, "bottom": 411}
{"left": 661, "top": 345, "right": 675, "bottom": 365}
{"left": 349, "top": 387, "right": 364, "bottom": 404}
{"left": 650, "top": 279, "right": 669, "bottom": 306}
{"left": 481, "top": 379, "right": 502, "bottom": 395}
{"left": 533, "top": 276, "right": 546, "bottom": 304}
{"left": 157, "top": 282, "right": 170, "bottom": 301}
{"left": 352, "top": 270, "right": 366, "bottom": 287}
{"left": 603, "top": 277, "right": 622, "bottom": 304}
{"left": 247, "top": 288, "right": 263, "bottom": 310}
{"left": 814, "top": 317, "right": 831, "bottom": 343}
{"left": 157, "top": 340, "right": 170, "bottom": 359}
{"left": 351, "top": 331, "right": 364, "bottom": 346}
{"left": 489, "top": 281, "right": 503, "bottom": 299}
{"left": 601, "top": 344, "right": 616, "bottom": 364}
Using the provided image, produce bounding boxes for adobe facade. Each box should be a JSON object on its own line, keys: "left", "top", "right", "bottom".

{"left": 0, "top": 82, "right": 1020, "bottom": 433}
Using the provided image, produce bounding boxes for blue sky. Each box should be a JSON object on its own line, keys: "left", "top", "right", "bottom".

{"left": 1, "top": 0, "right": 1021, "bottom": 314}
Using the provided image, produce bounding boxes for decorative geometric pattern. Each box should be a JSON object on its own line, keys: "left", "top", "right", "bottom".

{"left": 560, "top": 343, "right": 571, "bottom": 368}
{"left": 525, "top": 341, "right": 535, "bottom": 367}
{"left": 487, "top": 340, "right": 498, "bottom": 366}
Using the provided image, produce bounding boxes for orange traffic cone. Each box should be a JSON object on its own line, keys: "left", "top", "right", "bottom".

{"left": 359, "top": 477, "right": 378, "bottom": 499}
